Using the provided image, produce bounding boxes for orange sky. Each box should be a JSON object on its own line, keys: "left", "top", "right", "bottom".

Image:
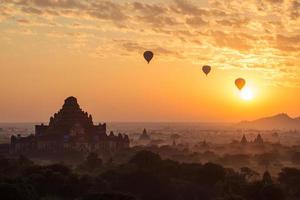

{"left": 0, "top": 0, "right": 300, "bottom": 122}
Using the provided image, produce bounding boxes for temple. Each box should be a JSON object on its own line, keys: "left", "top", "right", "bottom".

{"left": 10, "top": 97, "right": 130, "bottom": 155}
{"left": 254, "top": 134, "right": 264, "bottom": 145}
{"left": 240, "top": 134, "right": 264, "bottom": 145}
{"left": 240, "top": 135, "right": 248, "bottom": 145}
{"left": 139, "top": 128, "right": 150, "bottom": 140}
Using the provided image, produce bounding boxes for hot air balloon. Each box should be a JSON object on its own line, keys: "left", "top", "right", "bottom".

{"left": 143, "top": 51, "right": 153, "bottom": 64}
{"left": 235, "top": 78, "right": 246, "bottom": 90}
{"left": 202, "top": 65, "right": 211, "bottom": 76}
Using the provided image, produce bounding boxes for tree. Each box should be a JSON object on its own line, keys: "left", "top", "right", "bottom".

{"left": 291, "top": 152, "right": 300, "bottom": 164}
{"left": 17, "top": 155, "right": 34, "bottom": 167}
{"left": 262, "top": 171, "right": 273, "bottom": 185}
{"left": 261, "top": 184, "right": 285, "bottom": 200}
{"left": 197, "top": 163, "right": 226, "bottom": 187}
{"left": 0, "top": 181, "right": 38, "bottom": 200}
{"left": 214, "top": 194, "right": 246, "bottom": 200}
{"left": 129, "top": 150, "right": 161, "bottom": 169}
{"left": 86, "top": 152, "right": 103, "bottom": 170}
{"left": 278, "top": 168, "right": 300, "bottom": 198}
{"left": 255, "top": 153, "right": 278, "bottom": 169}
{"left": 83, "top": 192, "right": 136, "bottom": 200}
{"left": 240, "top": 167, "right": 259, "bottom": 181}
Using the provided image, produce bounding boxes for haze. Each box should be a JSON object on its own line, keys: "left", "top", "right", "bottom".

{"left": 0, "top": 0, "right": 300, "bottom": 122}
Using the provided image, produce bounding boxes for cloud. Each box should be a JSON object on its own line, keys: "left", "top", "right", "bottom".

{"left": 171, "top": 0, "right": 207, "bottom": 16}
{"left": 132, "top": 2, "right": 166, "bottom": 15}
{"left": 21, "top": 6, "right": 43, "bottom": 15}
{"left": 0, "top": 0, "right": 300, "bottom": 86}
{"left": 276, "top": 34, "right": 300, "bottom": 52}
{"left": 17, "top": 0, "right": 85, "bottom": 9}
{"left": 186, "top": 16, "right": 207, "bottom": 27}
{"left": 87, "top": 1, "right": 128, "bottom": 21}
{"left": 290, "top": 0, "right": 300, "bottom": 19}
{"left": 264, "top": 0, "right": 284, "bottom": 4}
{"left": 277, "top": 34, "right": 300, "bottom": 44}
{"left": 16, "top": 18, "right": 30, "bottom": 24}
{"left": 116, "top": 39, "right": 183, "bottom": 59}
{"left": 212, "top": 31, "right": 254, "bottom": 51}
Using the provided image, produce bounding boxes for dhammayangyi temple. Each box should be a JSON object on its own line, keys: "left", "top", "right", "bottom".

{"left": 10, "top": 96, "right": 130, "bottom": 155}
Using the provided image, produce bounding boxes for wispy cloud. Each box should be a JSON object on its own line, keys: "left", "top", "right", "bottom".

{"left": 0, "top": 0, "right": 300, "bottom": 86}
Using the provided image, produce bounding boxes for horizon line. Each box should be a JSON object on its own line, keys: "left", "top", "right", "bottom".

{"left": 0, "top": 121, "right": 236, "bottom": 124}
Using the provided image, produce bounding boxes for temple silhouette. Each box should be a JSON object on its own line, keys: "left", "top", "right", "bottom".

{"left": 10, "top": 97, "right": 130, "bottom": 155}
{"left": 240, "top": 134, "right": 264, "bottom": 145}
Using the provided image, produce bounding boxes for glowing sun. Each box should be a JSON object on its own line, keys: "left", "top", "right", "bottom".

{"left": 240, "top": 87, "right": 254, "bottom": 101}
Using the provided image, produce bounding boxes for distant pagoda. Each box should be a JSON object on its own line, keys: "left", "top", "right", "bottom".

{"left": 240, "top": 134, "right": 248, "bottom": 145}
{"left": 11, "top": 96, "right": 130, "bottom": 155}
{"left": 139, "top": 128, "right": 150, "bottom": 140}
{"left": 239, "top": 133, "right": 264, "bottom": 146}
{"left": 254, "top": 134, "right": 264, "bottom": 145}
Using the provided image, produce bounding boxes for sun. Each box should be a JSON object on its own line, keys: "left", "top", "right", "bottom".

{"left": 240, "top": 87, "right": 254, "bottom": 101}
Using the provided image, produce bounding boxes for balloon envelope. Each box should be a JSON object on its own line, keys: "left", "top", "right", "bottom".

{"left": 202, "top": 65, "right": 211, "bottom": 76}
{"left": 143, "top": 51, "right": 154, "bottom": 63}
{"left": 235, "top": 78, "right": 246, "bottom": 90}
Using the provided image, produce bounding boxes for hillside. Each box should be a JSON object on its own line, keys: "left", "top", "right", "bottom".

{"left": 237, "top": 113, "right": 300, "bottom": 130}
